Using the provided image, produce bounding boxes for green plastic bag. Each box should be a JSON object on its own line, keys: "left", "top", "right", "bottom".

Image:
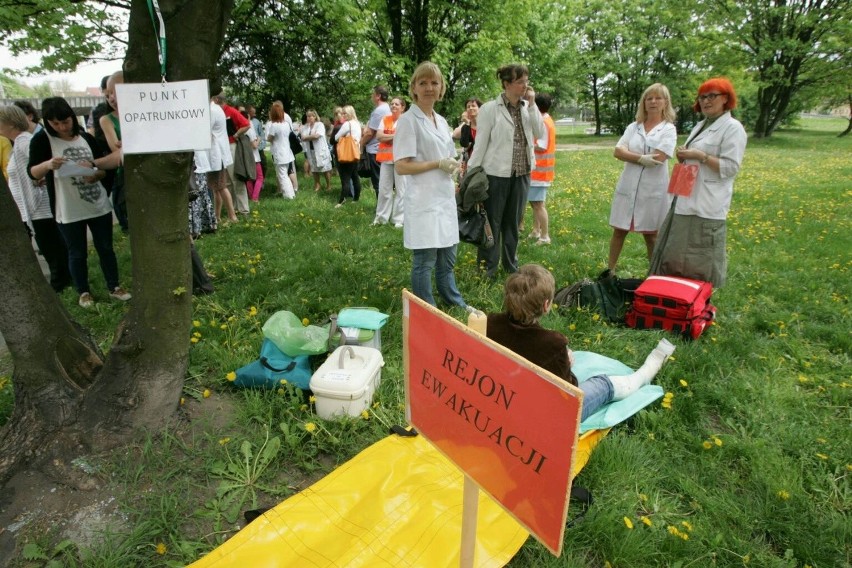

{"left": 262, "top": 311, "right": 329, "bottom": 356}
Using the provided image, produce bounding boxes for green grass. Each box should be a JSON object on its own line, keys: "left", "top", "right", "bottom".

{"left": 2, "top": 117, "right": 851, "bottom": 567}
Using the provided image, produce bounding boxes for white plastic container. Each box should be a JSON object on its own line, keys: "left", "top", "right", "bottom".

{"left": 310, "top": 345, "right": 384, "bottom": 419}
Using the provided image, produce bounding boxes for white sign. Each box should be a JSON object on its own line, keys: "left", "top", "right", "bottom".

{"left": 116, "top": 80, "right": 211, "bottom": 154}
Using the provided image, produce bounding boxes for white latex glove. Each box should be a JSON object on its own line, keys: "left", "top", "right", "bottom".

{"left": 637, "top": 154, "right": 663, "bottom": 167}
{"left": 438, "top": 157, "right": 461, "bottom": 175}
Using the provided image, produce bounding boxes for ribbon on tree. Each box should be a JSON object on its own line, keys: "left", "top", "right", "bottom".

{"left": 146, "top": 0, "right": 167, "bottom": 83}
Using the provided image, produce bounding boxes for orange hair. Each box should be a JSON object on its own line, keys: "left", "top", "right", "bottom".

{"left": 269, "top": 102, "right": 284, "bottom": 122}
{"left": 693, "top": 77, "right": 737, "bottom": 113}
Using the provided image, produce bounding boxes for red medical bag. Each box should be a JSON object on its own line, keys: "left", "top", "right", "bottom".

{"left": 626, "top": 276, "right": 715, "bottom": 339}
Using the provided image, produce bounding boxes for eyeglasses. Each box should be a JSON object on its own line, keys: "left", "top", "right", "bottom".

{"left": 698, "top": 93, "right": 724, "bottom": 102}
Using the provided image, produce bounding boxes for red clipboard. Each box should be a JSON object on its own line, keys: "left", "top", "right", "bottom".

{"left": 668, "top": 163, "right": 699, "bottom": 197}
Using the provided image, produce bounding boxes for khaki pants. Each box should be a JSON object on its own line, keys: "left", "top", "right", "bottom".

{"left": 228, "top": 142, "right": 250, "bottom": 214}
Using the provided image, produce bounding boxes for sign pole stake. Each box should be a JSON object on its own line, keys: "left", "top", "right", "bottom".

{"left": 459, "top": 475, "right": 479, "bottom": 568}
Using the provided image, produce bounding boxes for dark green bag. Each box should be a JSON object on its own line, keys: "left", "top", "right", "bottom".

{"left": 554, "top": 270, "right": 641, "bottom": 323}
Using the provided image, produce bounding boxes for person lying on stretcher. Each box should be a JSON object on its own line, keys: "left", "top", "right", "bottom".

{"left": 486, "top": 264, "right": 675, "bottom": 421}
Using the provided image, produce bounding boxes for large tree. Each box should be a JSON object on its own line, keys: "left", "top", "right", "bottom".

{"left": 709, "top": 0, "right": 852, "bottom": 138}
{"left": 0, "top": 0, "right": 233, "bottom": 484}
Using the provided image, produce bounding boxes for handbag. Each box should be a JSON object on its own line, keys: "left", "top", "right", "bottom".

{"left": 668, "top": 163, "right": 698, "bottom": 197}
{"left": 337, "top": 134, "right": 360, "bottom": 163}
{"left": 357, "top": 152, "right": 372, "bottom": 178}
{"left": 234, "top": 338, "right": 312, "bottom": 390}
{"left": 336, "top": 121, "right": 361, "bottom": 163}
{"left": 289, "top": 130, "right": 303, "bottom": 156}
{"left": 458, "top": 203, "right": 494, "bottom": 249}
{"left": 554, "top": 269, "right": 634, "bottom": 323}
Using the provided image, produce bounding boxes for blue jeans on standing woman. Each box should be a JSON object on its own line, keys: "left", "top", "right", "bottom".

{"left": 412, "top": 246, "right": 467, "bottom": 308}
{"left": 57, "top": 212, "right": 120, "bottom": 295}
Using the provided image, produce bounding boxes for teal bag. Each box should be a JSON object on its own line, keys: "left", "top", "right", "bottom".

{"left": 234, "top": 339, "right": 312, "bottom": 390}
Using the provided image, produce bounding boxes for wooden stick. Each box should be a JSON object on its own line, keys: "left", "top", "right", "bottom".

{"left": 459, "top": 474, "right": 479, "bottom": 568}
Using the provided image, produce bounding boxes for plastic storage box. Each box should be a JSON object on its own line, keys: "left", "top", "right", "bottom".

{"left": 310, "top": 345, "right": 384, "bottom": 419}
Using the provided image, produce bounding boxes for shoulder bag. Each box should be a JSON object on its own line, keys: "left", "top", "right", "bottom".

{"left": 336, "top": 122, "right": 361, "bottom": 163}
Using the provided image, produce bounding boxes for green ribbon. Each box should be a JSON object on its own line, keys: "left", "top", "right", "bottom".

{"left": 146, "top": 0, "right": 167, "bottom": 82}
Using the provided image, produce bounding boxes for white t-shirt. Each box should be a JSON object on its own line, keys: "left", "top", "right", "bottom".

{"left": 367, "top": 102, "right": 391, "bottom": 154}
{"left": 8, "top": 132, "right": 52, "bottom": 223}
{"left": 47, "top": 135, "right": 112, "bottom": 224}
{"left": 208, "top": 102, "right": 233, "bottom": 170}
{"left": 246, "top": 126, "right": 261, "bottom": 163}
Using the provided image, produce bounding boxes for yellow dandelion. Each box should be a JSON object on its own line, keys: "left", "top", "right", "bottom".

{"left": 280, "top": 379, "right": 288, "bottom": 385}
{"left": 277, "top": 388, "right": 285, "bottom": 396}
{"left": 192, "top": 320, "right": 201, "bottom": 327}
{"left": 360, "top": 410, "right": 370, "bottom": 419}
{"left": 249, "top": 268, "right": 256, "bottom": 275}
{"left": 155, "top": 542, "right": 167, "bottom": 555}
{"left": 639, "top": 493, "right": 648, "bottom": 502}
{"left": 309, "top": 395, "right": 317, "bottom": 403}
{"left": 592, "top": 313, "right": 600, "bottom": 322}
{"left": 604, "top": 562, "right": 613, "bottom": 568}
{"left": 641, "top": 515, "right": 652, "bottom": 527}
{"left": 248, "top": 306, "right": 258, "bottom": 316}
{"left": 219, "top": 324, "right": 227, "bottom": 330}
{"left": 226, "top": 371, "right": 237, "bottom": 382}
{"left": 713, "top": 436, "right": 723, "bottom": 447}
{"left": 679, "top": 379, "right": 688, "bottom": 387}
{"left": 776, "top": 490, "right": 790, "bottom": 500}
{"left": 743, "top": 554, "right": 750, "bottom": 564}
{"left": 304, "top": 422, "right": 317, "bottom": 433}
{"left": 219, "top": 437, "right": 231, "bottom": 445}
{"left": 202, "top": 389, "right": 211, "bottom": 398}
{"left": 623, "top": 516, "right": 634, "bottom": 529}
{"left": 190, "top": 337, "right": 199, "bottom": 344}
{"left": 667, "top": 525, "right": 678, "bottom": 536}
{"left": 568, "top": 324, "right": 576, "bottom": 331}
{"left": 302, "top": 317, "right": 310, "bottom": 326}
{"left": 372, "top": 401, "right": 380, "bottom": 408}
{"left": 179, "top": 397, "right": 185, "bottom": 406}
{"left": 300, "top": 404, "right": 308, "bottom": 411}
{"left": 816, "top": 453, "right": 828, "bottom": 460}
{"left": 681, "top": 520, "right": 693, "bottom": 532}
{"left": 192, "top": 331, "right": 202, "bottom": 338}
{"left": 703, "top": 441, "right": 713, "bottom": 450}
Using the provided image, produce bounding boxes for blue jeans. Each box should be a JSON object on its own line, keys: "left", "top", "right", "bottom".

{"left": 57, "top": 212, "right": 119, "bottom": 295}
{"left": 580, "top": 374, "right": 615, "bottom": 422}
{"left": 412, "top": 246, "right": 466, "bottom": 308}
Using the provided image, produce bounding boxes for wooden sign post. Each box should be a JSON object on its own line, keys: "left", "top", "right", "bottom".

{"left": 403, "top": 291, "right": 583, "bottom": 561}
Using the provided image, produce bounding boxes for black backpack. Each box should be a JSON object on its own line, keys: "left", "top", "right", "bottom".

{"left": 554, "top": 270, "right": 643, "bottom": 323}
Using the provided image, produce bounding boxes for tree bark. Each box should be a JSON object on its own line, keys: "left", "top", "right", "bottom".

{"left": 0, "top": 0, "right": 234, "bottom": 483}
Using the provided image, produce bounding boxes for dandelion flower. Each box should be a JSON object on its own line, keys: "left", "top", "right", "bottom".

{"left": 203, "top": 389, "right": 211, "bottom": 398}
{"left": 179, "top": 397, "right": 185, "bottom": 406}
{"left": 681, "top": 520, "right": 693, "bottom": 532}
{"left": 226, "top": 371, "right": 237, "bottom": 382}
{"left": 302, "top": 317, "right": 310, "bottom": 326}
{"left": 703, "top": 441, "right": 713, "bottom": 450}
{"left": 280, "top": 379, "right": 288, "bottom": 385}
{"left": 641, "top": 516, "right": 652, "bottom": 527}
{"left": 248, "top": 306, "right": 258, "bottom": 316}
{"left": 776, "top": 490, "right": 790, "bottom": 500}
{"left": 568, "top": 324, "right": 576, "bottom": 331}
{"left": 219, "top": 437, "right": 230, "bottom": 445}
{"left": 304, "top": 422, "right": 317, "bottom": 433}
{"left": 309, "top": 395, "right": 317, "bottom": 403}
{"left": 713, "top": 436, "right": 723, "bottom": 447}
{"left": 155, "top": 542, "right": 167, "bottom": 555}
{"left": 592, "top": 314, "right": 600, "bottom": 322}
{"left": 816, "top": 453, "right": 828, "bottom": 460}
{"left": 623, "top": 516, "right": 634, "bottom": 529}
{"left": 361, "top": 410, "right": 370, "bottom": 419}
{"left": 192, "top": 320, "right": 201, "bottom": 327}
{"left": 679, "top": 379, "right": 688, "bottom": 388}
{"left": 190, "top": 337, "right": 200, "bottom": 344}
{"left": 220, "top": 324, "right": 227, "bottom": 330}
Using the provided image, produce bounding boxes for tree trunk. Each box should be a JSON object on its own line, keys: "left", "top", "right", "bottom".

{"left": 0, "top": 0, "right": 234, "bottom": 483}
{"left": 839, "top": 97, "right": 852, "bottom": 138}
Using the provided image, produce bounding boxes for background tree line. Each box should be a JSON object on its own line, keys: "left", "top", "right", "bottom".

{"left": 3, "top": 0, "right": 850, "bottom": 138}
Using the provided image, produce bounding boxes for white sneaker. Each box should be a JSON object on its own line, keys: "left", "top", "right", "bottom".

{"left": 78, "top": 293, "right": 94, "bottom": 308}
{"left": 394, "top": 223, "right": 403, "bottom": 229}
{"left": 109, "top": 287, "right": 132, "bottom": 301}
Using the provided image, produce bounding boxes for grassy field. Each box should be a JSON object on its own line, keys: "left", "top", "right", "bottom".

{"left": 2, "top": 117, "right": 850, "bottom": 567}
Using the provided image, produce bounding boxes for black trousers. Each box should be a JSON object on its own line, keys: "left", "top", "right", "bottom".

{"left": 31, "top": 218, "right": 72, "bottom": 292}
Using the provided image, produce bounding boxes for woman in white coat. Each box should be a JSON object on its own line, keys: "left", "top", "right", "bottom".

{"left": 394, "top": 61, "right": 470, "bottom": 309}
{"left": 300, "top": 109, "right": 332, "bottom": 192}
{"left": 608, "top": 83, "right": 677, "bottom": 272}
{"left": 266, "top": 101, "right": 296, "bottom": 199}
{"left": 652, "top": 77, "right": 747, "bottom": 288}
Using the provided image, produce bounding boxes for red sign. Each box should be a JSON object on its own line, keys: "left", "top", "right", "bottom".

{"left": 403, "top": 291, "right": 582, "bottom": 555}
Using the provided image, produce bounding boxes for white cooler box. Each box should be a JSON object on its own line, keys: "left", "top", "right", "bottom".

{"left": 310, "top": 345, "right": 384, "bottom": 419}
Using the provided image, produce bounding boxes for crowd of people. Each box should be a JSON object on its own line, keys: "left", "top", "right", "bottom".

{"left": 1, "top": 63, "right": 745, "bottom": 316}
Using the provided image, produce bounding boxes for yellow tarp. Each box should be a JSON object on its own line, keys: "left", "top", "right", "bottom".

{"left": 190, "top": 429, "right": 608, "bottom": 568}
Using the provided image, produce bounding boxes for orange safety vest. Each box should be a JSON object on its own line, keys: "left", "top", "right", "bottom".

{"left": 376, "top": 115, "right": 397, "bottom": 163}
{"left": 531, "top": 114, "right": 556, "bottom": 184}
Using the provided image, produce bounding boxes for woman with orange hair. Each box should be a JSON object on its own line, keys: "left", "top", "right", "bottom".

{"left": 652, "top": 77, "right": 746, "bottom": 288}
